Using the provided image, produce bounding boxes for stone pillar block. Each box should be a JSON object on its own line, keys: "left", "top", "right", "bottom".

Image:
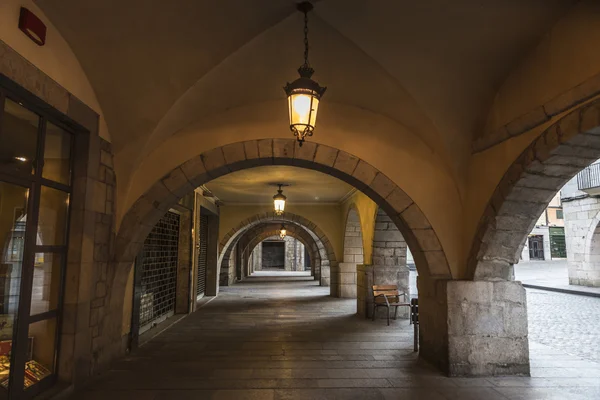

{"left": 321, "top": 264, "right": 331, "bottom": 289}
{"left": 418, "top": 277, "right": 530, "bottom": 377}
{"left": 333, "top": 262, "right": 357, "bottom": 298}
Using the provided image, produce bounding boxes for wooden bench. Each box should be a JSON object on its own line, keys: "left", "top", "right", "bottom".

{"left": 372, "top": 285, "right": 411, "bottom": 326}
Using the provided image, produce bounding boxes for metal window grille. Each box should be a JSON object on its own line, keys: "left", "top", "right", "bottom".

{"left": 577, "top": 163, "right": 600, "bottom": 190}
{"left": 139, "top": 211, "right": 179, "bottom": 329}
{"left": 197, "top": 215, "right": 208, "bottom": 297}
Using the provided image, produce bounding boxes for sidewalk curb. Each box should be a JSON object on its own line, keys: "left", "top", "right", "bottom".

{"left": 523, "top": 284, "right": 600, "bottom": 298}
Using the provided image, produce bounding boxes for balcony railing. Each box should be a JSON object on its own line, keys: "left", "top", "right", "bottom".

{"left": 577, "top": 163, "right": 600, "bottom": 191}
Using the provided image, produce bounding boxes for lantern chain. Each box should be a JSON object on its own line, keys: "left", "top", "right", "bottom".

{"left": 303, "top": 8, "right": 310, "bottom": 68}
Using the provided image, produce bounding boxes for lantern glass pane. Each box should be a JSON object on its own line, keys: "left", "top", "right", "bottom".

{"left": 289, "top": 93, "right": 318, "bottom": 128}
{"left": 274, "top": 199, "right": 285, "bottom": 213}
{"left": 309, "top": 96, "right": 319, "bottom": 128}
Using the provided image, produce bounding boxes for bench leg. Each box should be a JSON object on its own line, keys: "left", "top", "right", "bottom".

{"left": 372, "top": 304, "right": 377, "bottom": 321}
{"left": 387, "top": 306, "right": 390, "bottom": 326}
{"left": 394, "top": 306, "right": 399, "bottom": 320}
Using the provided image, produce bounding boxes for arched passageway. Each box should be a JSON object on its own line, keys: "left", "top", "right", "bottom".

{"left": 246, "top": 234, "right": 312, "bottom": 276}
{"left": 109, "top": 140, "right": 451, "bottom": 325}
{"left": 217, "top": 211, "right": 336, "bottom": 290}
{"left": 105, "top": 141, "right": 454, "bottom": 376}
{"left": 115, "top": 140, "right": 450, "bottom": 278}
{"left": 8, "top": 1, "right": 600, "bottom": 395}
{"left": 233, "top": 222, "right": 322, "bottom": 281}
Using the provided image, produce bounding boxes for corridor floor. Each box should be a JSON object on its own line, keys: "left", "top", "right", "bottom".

{"left": 73, "top": 274, "right": 600, "bottom": 400}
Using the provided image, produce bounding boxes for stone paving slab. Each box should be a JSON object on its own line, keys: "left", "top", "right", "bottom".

{"left": 70, "top": 274, "right": 600, "bottom": 400}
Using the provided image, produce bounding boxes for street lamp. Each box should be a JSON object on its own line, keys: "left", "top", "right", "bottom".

{"left": 283, "top": 1, "right": 326, "bottom": 147}
{"left": 273, "top": 184, "right": 287, "bottom": 216}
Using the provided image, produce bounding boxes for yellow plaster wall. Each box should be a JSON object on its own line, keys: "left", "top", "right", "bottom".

{"left": 219, "top": 204, "right": 345, "bottom": 262}
{"left": 486, "top": 0, "right": 600, "bottom": 135}
{"left": 340, "top": 191, "right": 378, "bottom": 265}
{"left": 0, "top": 0, "right": 110, "bottom": 141}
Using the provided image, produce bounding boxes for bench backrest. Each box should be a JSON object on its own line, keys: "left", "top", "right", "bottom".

{"left": 372, "top": 284, "right": 399, "bottom": 297}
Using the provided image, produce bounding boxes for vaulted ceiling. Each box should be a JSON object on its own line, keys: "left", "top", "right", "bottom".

{"left": 205, "top": 165, "right": 353, "bottom": 204}
{"left": 36, "top": 0, "right": 577, "bottom": 179}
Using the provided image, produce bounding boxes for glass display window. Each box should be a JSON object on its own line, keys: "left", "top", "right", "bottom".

{"left": 0, "top": 82, "right": 76, "bottom": 399}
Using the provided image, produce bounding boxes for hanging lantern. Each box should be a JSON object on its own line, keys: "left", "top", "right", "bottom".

{"left": 283, "top": 1, "right": 326, "bottom": 147}
{"left": 279, "top": 223, "right": 287, "bottom": 239}
{"left": 273, "top": 184, "right": 287, "bottom": 215}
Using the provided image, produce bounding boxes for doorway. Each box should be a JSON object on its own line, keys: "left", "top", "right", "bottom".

{"left": 261, "top": 241, "right": 285, "bottom": 270}
{"left": 528, "top": 235, "right": 545, "bottom": 260}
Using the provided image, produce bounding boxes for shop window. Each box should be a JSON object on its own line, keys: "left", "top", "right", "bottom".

{"left": 0, "top": 85, "right": 75, "bottom": 398}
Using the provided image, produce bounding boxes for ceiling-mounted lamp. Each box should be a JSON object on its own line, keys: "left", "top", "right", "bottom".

{"left": 279, "top": 223, "right": 287, "bottom": 239}
{"left": 273, "top": 184, "right": 287, "bottom": 216}
{"left": 283, "top": 1, "right": 326, "bottom": 147}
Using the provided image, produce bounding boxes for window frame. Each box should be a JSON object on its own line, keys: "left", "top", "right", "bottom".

{"left": 0, "top": 75, "right": 86, "bottom": 400}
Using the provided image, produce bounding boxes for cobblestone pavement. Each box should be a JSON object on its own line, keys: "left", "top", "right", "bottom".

{"left": 527, "top": 288, "right": 600, "bottom": 363}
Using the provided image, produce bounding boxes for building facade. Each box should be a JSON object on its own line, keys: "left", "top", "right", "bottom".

{"left": 520, "top": 192, "right": 566, "bottom": 261}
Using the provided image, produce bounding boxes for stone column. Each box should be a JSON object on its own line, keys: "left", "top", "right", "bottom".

{"left": 322, "top": 262, "right": 331, "bottom": 288}
{"left": 175, "top": 205, "right": 192, "bottom": 314}
{"left": 418, "top": 276, "right": 530, "bottom": 376}
{"left": 205, "top": 215, "right": 219, "bottom": 296}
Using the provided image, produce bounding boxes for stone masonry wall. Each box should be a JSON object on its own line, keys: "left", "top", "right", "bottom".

{"left": 372, "top": 209, "right": 408, "bottom": 269}
{"left": 88, "top": 139, "right": 117, "bottom": 373}
{"left": 284, "top": 236, "right": 305, "bottom": 271}
{"left": 250, "top": 237, "right": 306, "bottom": 272}
{"left": 357, "top": 209, "right": 409, "bottom": 318}
{"left": 563, "top": 195, "right": 600, "bottom": 287}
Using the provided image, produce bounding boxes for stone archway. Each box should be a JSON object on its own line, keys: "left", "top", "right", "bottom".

{"left": 233, "top": 222, "right": 322, "bottom": 281}
{"left": 468, "top": 99, "right": 600, "bottom": 280}
{"left": 218, "top": 212, "right": 335, "bottom": 290}
{"left": 116, "top": 140, "right": 451, "bottom": 279}
{"left": 244, "top": 230, "right": 317, "bottom": 276}
{"left": 107, "top": 139, "right": 452, "bottom": 375}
